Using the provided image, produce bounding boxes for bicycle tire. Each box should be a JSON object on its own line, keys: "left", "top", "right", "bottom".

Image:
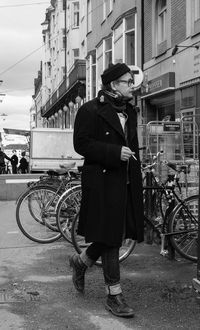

{"left": 71, "top": 211, "right": 136, "bottom": 266}
{"left": 56, "top": 185, "right": 82, "bottom": 243}
{"left": 168, "top": 195, "right": 198, "bottom": 262}
{"left": 16, "top": 185, "right": 62, "bottom": 243}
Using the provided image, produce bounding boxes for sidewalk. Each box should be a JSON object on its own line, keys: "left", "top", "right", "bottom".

{"left": 1, "top": 201, "right": 200, "bottom": 329}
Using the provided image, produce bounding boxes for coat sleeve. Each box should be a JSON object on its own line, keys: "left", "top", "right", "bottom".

{"left": 73, "top": 104, "right": 122, "bottom": 169}
{"left": 4, "top": 153, "right": 11, "bottom": 161}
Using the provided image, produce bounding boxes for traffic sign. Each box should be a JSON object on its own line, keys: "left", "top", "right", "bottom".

{"left": 129, "top": 65, "right": 144, "bottom": 89}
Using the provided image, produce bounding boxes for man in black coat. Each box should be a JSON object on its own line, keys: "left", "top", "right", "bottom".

{"left": 69, "top": 63, "right": 144, "bottom": 318}
{"left": 11, "top": 150, "right": 18, "bottom": 174}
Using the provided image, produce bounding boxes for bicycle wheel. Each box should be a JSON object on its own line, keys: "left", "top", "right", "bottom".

{"left": 56, "top": 185, "right": 82, "bottom": 243}
{"left": 168, "top": 195, "right": 198, "bottom": 262}
{"left": 16, "top": 186, "right": 62, "bottom": 243}
{"left": 71, "top": 211, "right": 136, "bottom": 266}
{"left": 27, "top": 186, "right": 59, "bottom": 230}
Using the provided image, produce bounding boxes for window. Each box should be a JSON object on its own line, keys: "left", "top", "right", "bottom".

{"left": 47, "top": 62, "right": 51, "bottom": 77}
{"left": 62, "top": 29, "right": 66, "bottom": 49}
{"left": 157, "top": 0, "right": 167, "bottom": 43}
{"left": 73, "top": 48, "right": 79, "bottom": 60}
{"left": 91, "top": 54, "right": 96, "bottom": 98}
{"left": 73, "top": 2, "right": 79, "bottom": 28}
{"left": 113, "top": 22, "right": 123, "bottom": 63}
{"left": 195, "top": 0, "right": 200, "bottom": 21}
{"left": 96, "top": 43, "right": 103, "bottom": 91}
{"left": 181, "top": 109, "right": 197, "bottom": 159}
{"left": 125, "top": 14, "right": 135, "bottom": 65}
{"left": 104, "top": 37, "right": 112, "bottom": 68}
{"left": 87, "top": 53, "right": 96, "bottom": 101}
{"left": 87, "top": 0, "right": 92, "bottom": 33}
{"left": 109, "top": 0, "right": 113, "bottom": 13}
{"left": 113, "top": 12, "right": 136, "bottom": 65}
{"left": 103, "top": 0, "right": 106, "bottom": 21}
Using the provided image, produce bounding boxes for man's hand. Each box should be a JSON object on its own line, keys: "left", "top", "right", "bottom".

{"left": 120, "top": 146, "right": 136, "bottom": 161}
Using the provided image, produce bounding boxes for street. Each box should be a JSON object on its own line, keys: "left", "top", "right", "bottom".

{"left": 1, "top": 200, "right": 200, "bottom": 330}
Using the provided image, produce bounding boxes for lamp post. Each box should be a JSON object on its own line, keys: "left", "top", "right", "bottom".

{"left": 172, "top": 44, "right": 199, "bottom": 56}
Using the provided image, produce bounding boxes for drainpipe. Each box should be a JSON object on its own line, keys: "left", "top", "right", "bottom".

{"left": 64, "top": 0, "right": 67, "bottom": 80}
{"left": 141, "top": 0, "right": 144, "bottom": 121}
{"left": 141, "top": 0, "right": 144, "bottom": 71}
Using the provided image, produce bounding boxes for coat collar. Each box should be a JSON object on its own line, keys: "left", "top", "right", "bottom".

{"left": 96, "top": 94, "right": 137, "bottom": 142}
{"left": 97, "top": 100, "right": 126, "bottom": 140}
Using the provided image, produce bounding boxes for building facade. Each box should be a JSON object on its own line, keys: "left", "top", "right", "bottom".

{"left": 38, "top": 0, "right": 86, "bottom": 129}
{"left": 85, "top": 0, "right": 142, "bottom": 103}
{"left": 141, "top": 0, "right": 200, "bottom": 159}
{"left": 142, "top": 0, "right": 200, "bottom": 123}
{"left": 31, "top": 0, "right": 200, "bottom": 161}
{"left": 32, "top": 0, "right": 143, "bottom": 129}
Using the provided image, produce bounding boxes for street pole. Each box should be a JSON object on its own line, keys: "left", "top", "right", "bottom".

{"left": 192, "top": 134, "right": 200, "bottom": 292}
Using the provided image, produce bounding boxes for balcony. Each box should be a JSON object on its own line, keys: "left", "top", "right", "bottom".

{"left": 41, "top": 59, "right": 86, "bottom": 117}
{"left": 69, "top": 59, "right": 86, "bottom": 86}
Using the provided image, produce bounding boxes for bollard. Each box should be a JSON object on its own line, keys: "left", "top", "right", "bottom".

{"left": 192, "top": 134, "right": 200, "bottom": 292}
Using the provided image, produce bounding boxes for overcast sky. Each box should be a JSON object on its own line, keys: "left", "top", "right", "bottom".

{"left": 0, "top": 0, "right": 49, "bottom": 130}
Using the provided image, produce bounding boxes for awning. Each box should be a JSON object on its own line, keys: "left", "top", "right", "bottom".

{"left": 3, "top": 128, "right": 30, "bottom": 137}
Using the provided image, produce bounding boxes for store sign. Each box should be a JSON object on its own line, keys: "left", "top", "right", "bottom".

{"left": 163, "top": 122, "right": 181, "bottom": 132}
{"left": 141, "top": 72, "right": 175, "bottom": 97}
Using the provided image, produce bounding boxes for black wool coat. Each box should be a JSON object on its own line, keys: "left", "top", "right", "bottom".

{"left": 73, "top": 93, "right": 144, "bottom": 245}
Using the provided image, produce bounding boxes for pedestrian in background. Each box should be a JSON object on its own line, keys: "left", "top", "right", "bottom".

{"left": 18, "top": 151, "right": 28, "bottom": 174}
{"left": 70, "top": 63, "right": 144, "bottom": 318}
{"left": 0, "top": 147, "right": 11, "bottom": 174}
{"left": 11, "top": 150, "right": 18, "bottom": 174}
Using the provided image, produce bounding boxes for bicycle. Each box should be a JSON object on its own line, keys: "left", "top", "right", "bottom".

{"left": 141, "top": 155, "right": 198, "bottom": 262}
{"left": 56, "top": 184, "right": 136, "bottom": 266}
{"left": 142, "top": 150, "right": 191, "bottom": 222}
{"left": 15, "top": 162, "right": 81, "bottom": 244}
{"left": 67, "top": 157, "right": 198, "bottom": 264}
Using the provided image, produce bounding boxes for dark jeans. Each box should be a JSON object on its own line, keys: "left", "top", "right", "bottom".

{"left": 85, "top": 242, "right": 120, "bottom": 286}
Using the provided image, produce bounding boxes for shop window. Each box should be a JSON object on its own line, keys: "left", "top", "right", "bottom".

{"left": 181, "top": 87, "right": 195, "bottom": 108}
{"left": 181, "top": 109, "right": 197, "bottom": 159}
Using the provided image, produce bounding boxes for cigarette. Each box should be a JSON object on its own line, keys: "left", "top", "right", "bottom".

{"left": 131, "top": 154, "right": 137, "bottom": 160}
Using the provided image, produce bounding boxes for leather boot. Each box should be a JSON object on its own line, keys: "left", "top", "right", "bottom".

{"left": 105, "top": 293, "right": 134, "bottom": 318}
{"left": 69, "top": 254, "right": 87, "bottom": 293}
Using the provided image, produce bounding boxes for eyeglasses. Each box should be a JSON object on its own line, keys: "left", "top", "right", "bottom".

{"left": 117, "top": 78, "right": 135, "bottom": 87}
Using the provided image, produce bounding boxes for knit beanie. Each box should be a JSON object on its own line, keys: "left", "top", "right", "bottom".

{"left": 101, "top": 63, "right": 130, "bottom": 85}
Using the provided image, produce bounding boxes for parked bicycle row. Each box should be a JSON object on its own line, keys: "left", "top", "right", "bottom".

{"left": 15, "top": 154, "right": 198, "bottom": 264}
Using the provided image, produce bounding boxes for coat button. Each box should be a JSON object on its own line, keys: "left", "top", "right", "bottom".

{"left": 103, "top": 169, "right": 106, "bottom": 173}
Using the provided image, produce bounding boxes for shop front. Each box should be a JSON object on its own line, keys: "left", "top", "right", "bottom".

{"left": 141, "top": 72, "right": 176, "bottom": 123}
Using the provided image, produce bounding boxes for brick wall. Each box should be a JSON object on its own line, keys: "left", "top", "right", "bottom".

{"left": 143, "top": 0, "right": 152, "bottom": 63}
{"left": 171, "top": 0, "right": 186, "bottom": 47}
